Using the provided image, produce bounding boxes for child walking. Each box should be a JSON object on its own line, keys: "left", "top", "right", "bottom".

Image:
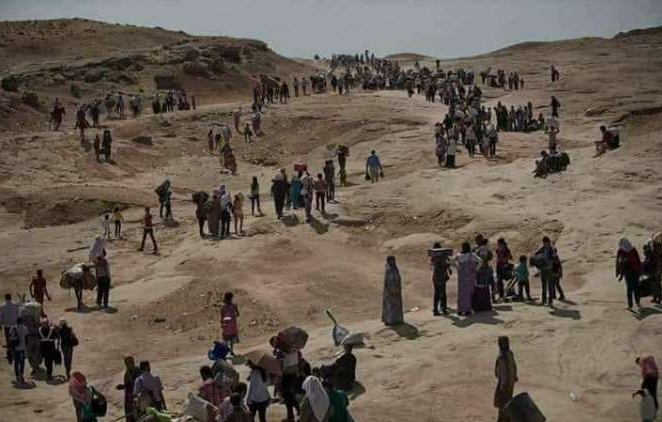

{"left": 233, "top": 193, "right": 244, "bottom": 235}
{"left": 221, "top": 292, "right": 240, "bottom": 356}
{"left": 514, "top": 255, "right": 532, "bottom": 301}
{"left": 250, "top": 177, "right": 261, "bottom": 216}
{"left": 102, "top": 214, "right": 111, "bottom": 239}
{"left": 113, "top": 206, "right": 124, "bottom": 239}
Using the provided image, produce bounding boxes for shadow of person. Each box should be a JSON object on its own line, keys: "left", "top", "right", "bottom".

{"left": 385, "top": 322, "right": 419, "bottom": 340}
{"left": 449, "top": 310, "right": 504, "bottom": 328}
{"left": 635, "top": 306, "right": 662, "bottom": 321}
{"left": 281, "top": 214, "right": 300, "bottom": 227}
{"left": 231, "top": 355, "right": 247, "bottom": 366}
{"left": 492, "top": 305, "right": 514, "bottom": 312}
{"left": 549, "top": 307, "right": 581, "bottom": 320}
{"left": 307, "top": 216, "right": 329, "bottom": 235}
{"left": 64, "top": 305, "right": 91, "bottom": 314}
{"left": 12, "top": 379, "right": 36, "bottom": 390}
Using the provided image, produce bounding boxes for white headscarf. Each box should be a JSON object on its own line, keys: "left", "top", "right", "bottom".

{"left": 89, "top": 236, "right": 105, "bottom": 262}
{"left": 618, "top": 238, "right": 633, "bottom": 253}
{"left": 302, "top": 376, "right": 329, "bottom": 422}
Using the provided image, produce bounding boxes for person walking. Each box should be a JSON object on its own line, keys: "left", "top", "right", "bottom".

{"left": 1, "top": 293, "right": 19, "bottom": 364}
{"left": 430, "top": 243, "right": 451, "bottom": 316}
{"left": 299, "top": 376, "right": 330, "bottom": 422}
{"left": 58, "top": 318, "right": 78, "bottom": 380}
{"left": 8, "top": 317, "right": 28, "bottom": 383}
{"left": 637, "top": 356, "right": 659, "bottom": 410}
{"left": 365, "top": 150, "right": 382, "bottom": 183}
{"left": 616, "top": 238, "right": 643, "bottom": 310}
{"left": 95, "top": 256, "right": 111, "bottom": 309}
{"left": 550, "top": 96, "right": 561, "bottom": 118}
{"left": 134, "top": 361, "right": 167, "bottom": 411}
{"left": 382, "top": 256, "right": 403, "bottom": 326}
{"left": 30, "top": 269, "right": 52, "bottom": 305}
{"left": 219, "top": 185, "right": 233, "bottom": 239}
{"left": 118, "top": 356, "right": 141, "bottom": 422}
{"left": 314, "top": 173, "right": 327, "bottom": 214}
{"left": 513, "top": 256, "right": 532, "bottom": 301}
{"left": 221, "top": 292, "right": 240, "bottom": 356}
{"left": 38, "top": 318, "right": 59, "bottom": 381}
{"left": 494, "top": 336, "right": 518, "bottom": 422}
{"left": 534, "top": 237, "right": 558, "bottom": 306}
{"left": 271, "top": 173, "right": 288, "bottom": 219}
{"left": 649, "top": 232, "right": 662, "bottom": 304}
{"left": 453, "top": 242, "right": 482, "bottom": 316}
{"left": 495, "top": 238, "right": 513, "bottom": 302}
{"left": 246, "top": 361, "right": 270, "bottom": 422}
{"left": 250, "top": 177, "right": 262, "bottom": 216}
{"left": 113, "top": 207, "right": 124, "bottom": 239}
{"left": 138, "top": 207, "right": 158, "bottom": 253}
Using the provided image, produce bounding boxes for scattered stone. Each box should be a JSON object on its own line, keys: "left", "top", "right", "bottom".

{"left": 334, "top": 216, "right": 367, "bottom": 227}
{"left": 154, "top": 69, "right": 181, "bottom": 89}
{"left": 131, "top": 135, "right": 153, "bottom": 146}
{"left": 84, "top": 68, "right": 105, "bottom": 83}
{"left": 154, "top": 317, "right": 167, "bottom": 323}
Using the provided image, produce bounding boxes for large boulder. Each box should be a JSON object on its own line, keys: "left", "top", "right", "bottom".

{"left": 182, "top": 61, "right": 209, "bottom": 78}
{"left": 153, "top": 69, "right": 181, "bottom": 89}
{"left": 184, "top": 48, "right": 200, "bottom": 61}
{"left": 1, "top": 75, "right": 22, "bottom": 92}
{"left": 84, "top": 68, "right": 105, "bottom": 83}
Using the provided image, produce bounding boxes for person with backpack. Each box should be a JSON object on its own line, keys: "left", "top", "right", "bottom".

{"left": 8, "top": 317, "right": 28, "bottom": 383}
{"left": 58, "top": 318, "right": 78, "bottom": 380}
{"left": 616, "top": 238, "right": 643, "bottom": 310}
{"left": 95, "top": 256, "right": 111, "bottom": 309}
{"left": 117, "top": 356, "right": 141, "bottom": 422}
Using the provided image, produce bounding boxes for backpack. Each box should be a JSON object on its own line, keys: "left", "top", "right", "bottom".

{"left": 8, "top": 326, "right": 19, "bottom": 350}
{"left": 155, "top": 181, "right": 169, "bottom": 198}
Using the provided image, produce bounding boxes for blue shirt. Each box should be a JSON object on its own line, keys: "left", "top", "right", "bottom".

{"left": 513, "top": 263, "right": 529, "bottom": 282}
{"left": 366, "top": 154, "right": 381, "bottom": 169}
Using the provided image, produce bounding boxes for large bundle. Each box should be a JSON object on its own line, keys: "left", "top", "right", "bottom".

{"left": 20, "top": 301, "right": 42, "bottom": 320}
{"left": 192, "top": 191, "right": 209, "bottom": 204}
{"left": 155, "top": 180, "right": 170, "bottom": 198}
{"left": 504, "top": 392, "right": 546, "bottom": 422}
{"left": 277, "top": 326, "right": 309, "bottom": 352}
{"left": 60, "top": 263, "right": 97, "bottom": 290}
{"left": 259, "top": 74, "right": 281, "bottom": 89}
{"left": 428, "top": 248, "right": 453, "bottom": 258}
{"left": 337, "top": 144, "right": 350, "bottom": 156}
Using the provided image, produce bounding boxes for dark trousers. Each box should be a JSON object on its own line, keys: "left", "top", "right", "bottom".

{"left": 62, "top": 346, "right": 73, "bottom": 378}
{"left": 249, "top": 401, "right": 268, "bottom": 422}
{"left": 642, "top": 376, "right": 659, "bottom": 409}
{"left": 97, "top": 276, "right": 110, "bottom": 308}
{"left": 251, "top": 195, "right": 261, "bottom": 215}
{"left": 3, "top": 327, "right": 11, "bottom": 363}
{"left": 518, "top": 280, "right": 531, "bottom": 299}
{"left": 198, "top": 218, "right": 205, "bottom": 237}
{"left": 315, "top": 192, "right": 325, "bottom": 213}
{"left": 624, "top": 271, "right": 641, "bottom": 308}
{"left": 43, "top": 350, "right": 54, "bottom": 378}
{"left": 554, "top": 276, "right": 565, "bottom": 300}
{"left": 114, "top": 221, "right": 122, "bottom": 237}
{"left": 274, "top": 195, "right": 285, "bottom": 218}
{"left": 159, "top": 201, "right": 171, "bottom": 219}
{"left": 220, "top": 210, "right": 231, "bottom": 237}
{"left": 433, "top": 283, "right": 447, "bottom": 313}
{"left": 13, "top": 350, "right": 25, "bottom": 380}
{"left": 541, "top": 271, "right": 556, "bottom": 304}
{"left": 140, "top": 228, "right": 158, "bottom": 251}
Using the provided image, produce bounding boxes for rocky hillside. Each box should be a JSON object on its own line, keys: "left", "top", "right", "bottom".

{"left": 0, "top": 18, "right": 314, "bottom": 131}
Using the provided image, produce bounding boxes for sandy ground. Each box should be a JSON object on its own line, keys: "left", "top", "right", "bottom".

{"left": 1, "top": 22, "right": 662, "bottom": 422}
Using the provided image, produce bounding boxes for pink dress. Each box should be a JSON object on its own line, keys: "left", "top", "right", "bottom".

{"left": 221, "top": 304, "right": 239, "bottom": 342}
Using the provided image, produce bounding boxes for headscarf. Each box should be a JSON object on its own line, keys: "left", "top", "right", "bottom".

{"left": 58, "top": 318, "right": 68, "bottom": 328}
{"left": 653, "top": 232, "right": 662, "bottom": 244}
{"left": 69, "top": 372, "right": 91, "bottom": 405}
{"left": 386, "top": 255, "right": 398, "bottom": 272}
{"left": 498, "top": 336, "right": 510, "bottom": 355}
{"left": 89, "top": 236, "right": 105, "bottom": 262}
{"left": 618, "top": 238, "right": 633, "bottom": 253}
{"left": 302, "top": 376, "right": 330, "bottom": 422}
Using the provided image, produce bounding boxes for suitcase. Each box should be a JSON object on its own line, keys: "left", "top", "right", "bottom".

{"left": 505, "top": 392, "right": 546, "bottom": 422}
{"left": 472, "top": 286, "right": 492, "bottom": 312}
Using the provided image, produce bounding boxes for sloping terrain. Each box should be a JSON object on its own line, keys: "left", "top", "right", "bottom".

{"left": 1, "top": 20, "right": 662, "bottom": 422}
{"left": 0, "top": 18, "right": 314, "bottom": 131}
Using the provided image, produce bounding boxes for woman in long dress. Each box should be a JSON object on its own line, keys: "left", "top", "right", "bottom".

{"left": 382, "top": 256, "right": 404, "bottom": 326}
{"left": 453, "top": 241, "right": 482, "bottom": 316}
{"left": 494, "top": 336, "right": 518, "bottom": 422}
{"left": 205, "top": 192, "right": 221, "bottom": 237}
